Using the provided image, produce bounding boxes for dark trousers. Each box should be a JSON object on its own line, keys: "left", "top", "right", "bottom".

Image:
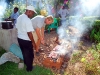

{"left": 17, "top": 38, "right": 34, "bottom": 71}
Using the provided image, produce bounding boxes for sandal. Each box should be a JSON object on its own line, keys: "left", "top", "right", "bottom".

{"left": 36, "top": 52, "right": 40, "bottom": 56}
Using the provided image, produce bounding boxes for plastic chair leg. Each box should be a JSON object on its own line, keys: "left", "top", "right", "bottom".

{"left": 48, "top": 28, "right": 50, "bottom": 33}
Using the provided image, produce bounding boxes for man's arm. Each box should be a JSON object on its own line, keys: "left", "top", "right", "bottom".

{"left": 35, "top": 28, "right": 42, "bottom": 40}
{"left": 27, "top": 32, "right": 36, "bottom": 49}
{"left": 66, "top": 9, "right": 69, "bottom": 17}
{"left": 36, "top": 27, "right": 44, "bottom": 44}
{"left": 41, "top": 27, "right": 45, "bottom": 40}
{"left": 58, "top": 9, "right": 61, "bottom": 18}
{"left": 58, "top": 14, "right": 61, "bottom": 18}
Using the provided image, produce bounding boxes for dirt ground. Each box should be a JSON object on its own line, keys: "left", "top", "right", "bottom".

{"left": 34, "top": 30, "right": 58, "bottom": 65}
{"left": 33, "top": 29, "right": 92, "bottom": 75}
{"left": 34, "top": 30, "right": 66, "bottom": 74}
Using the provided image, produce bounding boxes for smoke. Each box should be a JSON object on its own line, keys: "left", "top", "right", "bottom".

{"left": 81, "top": 0, "right": 100, "bottom": 16}
{"left": 69, "top": 0, "right": 100, "bottom": 36}
{"left": 44, "top": 1, "right": 52, "bottom": 15}
{"left": 56, "top": 0, "right": 100, "bottom": 56}
{"left": 37, "top": 0, "right": 54, "bottom": 15}
{"left": 0, "top": 0, "right": 7, "bottom": 21}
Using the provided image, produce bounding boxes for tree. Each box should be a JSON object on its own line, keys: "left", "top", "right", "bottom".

{"left": 6, "top": 0, "right": 14, "bottom": 4}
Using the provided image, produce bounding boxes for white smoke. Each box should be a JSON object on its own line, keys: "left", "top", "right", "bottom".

{"left": 57, "top": 0, "right": 100, "bottom": 56}
{"left": 70, "top": 0, "right": 100, "bottom": 36}
{"left": 81, "top": 0, "right": 100, "bottom": 16}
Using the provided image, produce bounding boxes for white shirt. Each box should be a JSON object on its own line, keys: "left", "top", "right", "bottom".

{"left": 11, "top": 12, "right": 19, "bottom": 25}
{"left": 58, "top": 8, "right": 69, "bottom": 20}
{"left": 16, "top": 14, "right": 34, "bottom": 41}
{"left": 31, "top": 15, "right": 46, "bottom": 29}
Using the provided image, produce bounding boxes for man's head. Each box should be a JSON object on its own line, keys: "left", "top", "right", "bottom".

{"left": 25, "top": 5, "right": 37, "bottom": 18}
{"left": 45, "top": 15, "right": 53, "bottom": 25}
{"left": 14, "top": 7, "right": 18, "bottom": 13}
{"left": 62, "top": 6, "right": 65, "bottom": 9}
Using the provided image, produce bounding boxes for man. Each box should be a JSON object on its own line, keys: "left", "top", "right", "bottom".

{"left": 58, "top": 5, "right": 69, "bottom": 26}
{"left": 5, "top": 7, "right": 19, "bottom": 27}
{"left": 31, "top": 15, "right": 53, "bottom": 56}
{"left": 16, "top": 5, "right": 37, "bottom": 72}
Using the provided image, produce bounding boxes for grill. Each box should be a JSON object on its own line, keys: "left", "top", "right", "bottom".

{"left": 1, "top": 21, "right": 13, "bottom": 29}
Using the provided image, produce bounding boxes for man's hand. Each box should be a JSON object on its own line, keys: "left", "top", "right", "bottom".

{"left": 40, "top": 37, "right": 45, "bottom": 44}
{"left": 27, "top": 32, "right": 36, "bottom": 50}
{"left": 41, "top": 39, "right": 45, "bottom": 45}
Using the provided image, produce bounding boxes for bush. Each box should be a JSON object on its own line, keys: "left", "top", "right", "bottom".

{"left": 2, "top": 0, "right": 43, "bottom": 19}
{"left": 81, "top": 43, "right": 100, "bottom": 75}
{"left": 64, "top": 43, "right": 100, "bottom": 75}
{"left": 90, "top": 20, "right": 100, "bottom": 43}
{"left": 3, "top": 1, "right": 26, "bottom": 18}
{"left": 68, "top": 16, "right": 100, "bottom": 43}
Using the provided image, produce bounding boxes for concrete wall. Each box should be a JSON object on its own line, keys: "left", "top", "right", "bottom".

{"left": 0, "top": 28, "right": 18, "bottom": 51}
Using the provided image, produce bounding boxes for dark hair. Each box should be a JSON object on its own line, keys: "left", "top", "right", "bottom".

{"left": 14, "top": 7, "right": 19, "bottom": 11}
{"left": 63, "top": 4, "right": 69, "bottom": 9}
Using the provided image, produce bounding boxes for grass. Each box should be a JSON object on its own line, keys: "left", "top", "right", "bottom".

{"left": 64, "top": 44, "right": 100, "bottom": 75}
{"left": 0, "top": 47, "right": 54, "bottom": 75}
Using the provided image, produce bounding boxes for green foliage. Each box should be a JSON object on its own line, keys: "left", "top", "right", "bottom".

{"left": 3, "top": 1, "right": 26, "bottom": 18}
{"left": 0, "top": 62, "right": 54, "bottom": 75}
{"left": 90, "top": 20, "right": 100, "bottom": 43}
{"left": 59, "top": 0, "right": 64, "bottom": 3}
{"left": 81, "top": 45, "right": 100, "bottom": 75}
{"left": 68, "top": 43, "right": 100, "bottom": 75}
{"left": 0, "top": 48, "right": 54, "bottom": 75}
{"left": 71, "top": 51, "right": 84, "bottom": 64}
{"left": 96, "top": 43, "right": 100, "bottom": 52}
{"left": 68, "top": 16, "right": 100, "bottom": 43}
{"left": 3, "top": 0, "right": 44, "bottom": 19}
{"left": 82, "top": 16, "right": 99, "bottom": 24}
{"left": 0, "top": 47, "right": 6, "bottom": 56}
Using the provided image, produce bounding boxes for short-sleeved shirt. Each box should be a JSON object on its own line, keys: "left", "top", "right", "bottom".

{"left": 58, "top": 8, "right": 69, "bottom": 20}
{"left": 11, "top": 12, "right": 19, "bottom": 25}
{"left": 31, "top": 15, "right": 46, "bottom": 29}
{"left": 16, "top": 14, "right": 34, "bottom": 41}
